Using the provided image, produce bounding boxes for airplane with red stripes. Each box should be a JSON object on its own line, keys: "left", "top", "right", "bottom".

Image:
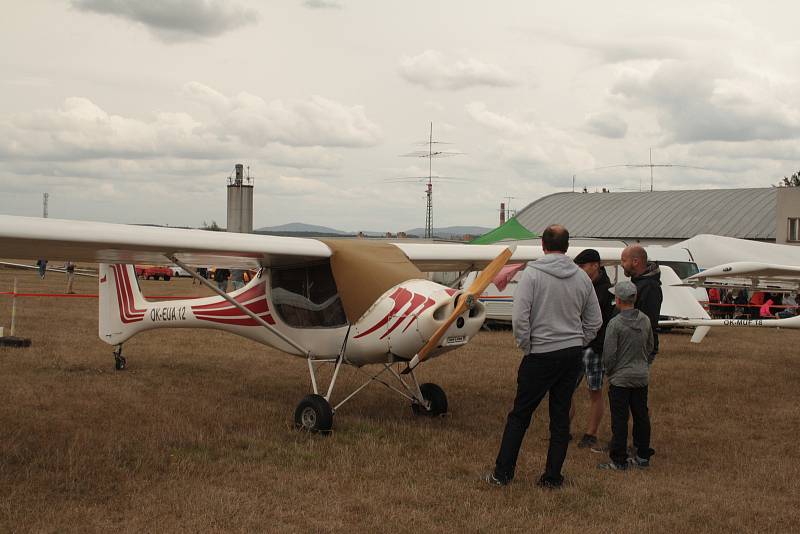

{"left": 0, "top": 214, "right": 674, "bottom": 433}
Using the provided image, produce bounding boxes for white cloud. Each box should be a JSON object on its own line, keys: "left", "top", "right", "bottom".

{"left": 585, "top": 112, "right": 628, "bottom": 138}
{"left": 183, "top": 82, "right": 382, "bottom": 148}
{"left": 612, "top": 60, "right": 800, "bottom": 143}
{"left": 71, "top": 0, "right": 259, "bottom": 42}
{"left": 0, "top": 86, "right": 381, "bottom": 169}
{"left": 465, "top": 102, "right": 594, "bottom": 182}
{"left": 465, "top": 102, "right": 531, "bottom": 136}
{"left": 399, "top": 50, "right": 517, "bottom": 90}
{"left": 302, "top": 0, "right": 342, "bottom": 9}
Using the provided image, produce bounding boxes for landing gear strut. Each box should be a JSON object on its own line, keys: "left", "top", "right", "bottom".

{"left": 295, "top": 351, "right": 448, "bottom": 433}
{"left": 113, "top": 345, "right": 126, "bottom": 371}
{"left": 411, "top": 382, "right": 448, "bottom": 417}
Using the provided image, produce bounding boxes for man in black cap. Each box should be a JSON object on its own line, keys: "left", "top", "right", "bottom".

{"left": 570, "top": 249, "right": 614, "bottom": 450}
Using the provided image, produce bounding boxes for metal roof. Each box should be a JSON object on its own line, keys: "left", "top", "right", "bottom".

{"left": 515, "top": 188, "right": 777, "bottom": 240}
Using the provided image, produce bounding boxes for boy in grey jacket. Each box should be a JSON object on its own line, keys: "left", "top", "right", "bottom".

{"left": 598, "top": 280, "right": 655, "bottom": 470}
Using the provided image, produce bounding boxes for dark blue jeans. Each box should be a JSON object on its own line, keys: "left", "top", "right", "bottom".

{"left": 494, "top": 346, "right": 583, "bottom": 484}
{"left": 608, "top": 384, "right": 654, "bottom": 464}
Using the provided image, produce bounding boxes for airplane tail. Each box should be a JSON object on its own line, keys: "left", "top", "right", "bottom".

{"left": 98, "top": 263, "right": 149, "bottom": 345}
{"left": 659, "top": 265, "right": 711, "bottom": 343}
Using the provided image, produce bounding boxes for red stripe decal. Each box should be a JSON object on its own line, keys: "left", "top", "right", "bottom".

{"left": 380, "top": 292, "right": 426, "bottom": 340}
{"left": 402, "top": 297, "right": 436, "bottom": 333}
{"left": 120, "top": 267, "right": 146, "bottom": 316}
{"left": 112, "top": 265, "right": 144, "bottom": 324}
{"left": 194, "top": 299, "right": 269, "bottom": 317}
{"left": 354, "top": 287, "right": 413, "bottom": 339}
{"left": 192, "top": 283, "right": 265, "bottom": 311}
{"left": 195, "top": 314, "right": 275, "bottom": 326}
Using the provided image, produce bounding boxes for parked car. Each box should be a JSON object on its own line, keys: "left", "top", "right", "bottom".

{"left": 135, "top": 265, "right": 172, "bottom": 281}
{"left": 169, "top": 266, "right": 191, "bottom": 277}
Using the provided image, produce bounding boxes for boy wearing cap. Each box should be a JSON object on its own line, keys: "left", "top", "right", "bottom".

{"left": 598, "top": 280, "right": 655, "bottom": 470}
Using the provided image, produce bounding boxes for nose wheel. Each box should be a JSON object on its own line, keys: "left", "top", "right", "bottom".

{"left": 294, "top": 394, "right": 334, "bottom": 434}
{"left": 411, "top": 383, "right": 448, "bottom": 417}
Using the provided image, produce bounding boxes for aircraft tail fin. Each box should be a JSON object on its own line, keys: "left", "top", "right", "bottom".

{"left": 659, "top": 265, "right": 711, "bottom": 344}
{"left": 98, "top": 264, "right": 149, "bottom": 345}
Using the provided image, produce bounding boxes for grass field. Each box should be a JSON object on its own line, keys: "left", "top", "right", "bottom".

{"left": 1, "top": 265, "right": 799, "bottom": 533}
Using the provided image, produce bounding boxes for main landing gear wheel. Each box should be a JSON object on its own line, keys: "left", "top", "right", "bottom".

{"left": 294, "top": 394, "right": 334, "bottom": 434}
{"left": 411, "top": 383, "right": 448, "bottom": 417}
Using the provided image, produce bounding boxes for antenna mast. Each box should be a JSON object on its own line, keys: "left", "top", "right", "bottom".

{"left": 394, "top": 122, "right": 463, "bottom": 239}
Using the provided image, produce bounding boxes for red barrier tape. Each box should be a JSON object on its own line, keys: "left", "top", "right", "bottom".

{"left": 0, "top": 292, "right": 203, "bottom": 300}
{"left": 702, "top": 301, "right": 799, "bottom": 310}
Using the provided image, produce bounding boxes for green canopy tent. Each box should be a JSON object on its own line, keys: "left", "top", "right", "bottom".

{"left": 470, "top": 218, "right": 538, "bottom": 245}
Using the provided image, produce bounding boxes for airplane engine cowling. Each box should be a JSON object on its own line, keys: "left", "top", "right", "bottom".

{"left": 345, "top": 279, "right": 486, "bottom": 366}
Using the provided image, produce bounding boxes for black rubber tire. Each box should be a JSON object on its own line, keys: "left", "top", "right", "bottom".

{"left": 164, "top": 275, "right": 171, "bottom": 282}
{"left": 294, "top": 394, "right": 334, "bottom": 433}
{"left": 412, "top": 383, "right": 448, "bottom": 417}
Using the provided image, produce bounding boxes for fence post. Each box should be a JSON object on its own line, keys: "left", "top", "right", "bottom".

{"left": 10, "top": 277, "right": 17, "bottom": 336}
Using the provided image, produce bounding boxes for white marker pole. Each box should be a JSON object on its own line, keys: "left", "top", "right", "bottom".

{"left": 10, "top": 277, "right": 17, "bottom": 337}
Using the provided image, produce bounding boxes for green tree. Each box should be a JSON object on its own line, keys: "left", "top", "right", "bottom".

{"left": 201, "top": 220, "right": 223, "bottom": 231}
{"left": 778, "top": 170, "right": 800, "bottom": 187}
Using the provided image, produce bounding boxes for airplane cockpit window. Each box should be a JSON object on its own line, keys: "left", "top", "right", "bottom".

{"left": 656, "top": 261, "right": 699, "bottom": 280}
{"left": 270, "top": 262, "right": 347, "bottom": 328}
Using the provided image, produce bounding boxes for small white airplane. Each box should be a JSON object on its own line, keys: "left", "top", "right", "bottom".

{"left": 0, "top": 214, "right": 558, "bottom": 433}
{"left": 662, "top": 260, "right": 800, "bottom": 330}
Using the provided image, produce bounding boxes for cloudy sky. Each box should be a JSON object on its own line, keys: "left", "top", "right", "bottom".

{"left": 1, "top": 0, "right": 799, "bottom": 232}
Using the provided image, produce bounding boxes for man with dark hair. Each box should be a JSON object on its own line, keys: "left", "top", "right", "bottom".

{"left": 485, "top": 224, "right": 602, "bottom": 489}
{"left": 620, "top": 245, "right": 662, "bottom": 362}
{"left": 570, "top": 249, "right": 614, "bottom": 450}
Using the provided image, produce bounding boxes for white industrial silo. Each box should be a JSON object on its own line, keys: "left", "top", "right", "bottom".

{"left": 226, "top": 163, "right": 254, "bottom": 233}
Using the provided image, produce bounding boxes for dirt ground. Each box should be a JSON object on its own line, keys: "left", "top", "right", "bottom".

{"left": 1, "top": 265, "right": 799, "bottom": 533}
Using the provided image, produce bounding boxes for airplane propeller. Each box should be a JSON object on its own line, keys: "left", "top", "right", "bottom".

{"left": 402, "top": 246, "right": 514, "bottom": 374}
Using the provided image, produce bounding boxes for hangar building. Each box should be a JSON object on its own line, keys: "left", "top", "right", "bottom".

{"left": 476, "top": 187, "right": 800, "bottom": 247}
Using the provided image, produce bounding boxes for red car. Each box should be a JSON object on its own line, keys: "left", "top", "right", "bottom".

{"left": 135, "top": 265, "right": 172, "bottom": 281}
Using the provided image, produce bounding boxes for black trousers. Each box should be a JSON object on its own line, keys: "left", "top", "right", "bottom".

{"left": 608, "top": 384, "right": 654, "bottom": 464}
{"left": 494, "top": 346, "right": 583, "bottom": 484}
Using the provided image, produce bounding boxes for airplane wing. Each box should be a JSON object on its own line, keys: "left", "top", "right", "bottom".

{"left": 684, "top": 261, "right": 800, "bottom": 292}
{"left": 0, "top": 215, "right": 626, "bottom": 272}
{"left": 670, "top": 234, "right": 800, "bottom": 270}
{"left": 395, "top": 243, "right": 623, "bottom": 272}
{"left": 0, "top": 215, "right": 330, "bottom": 269}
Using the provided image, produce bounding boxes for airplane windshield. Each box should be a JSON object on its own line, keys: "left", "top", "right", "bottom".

{"left": 270, "top": 262, "right": 347, "bottom": 328}
{"left": 657, "top": 261, "right": 700, "bottom": 279}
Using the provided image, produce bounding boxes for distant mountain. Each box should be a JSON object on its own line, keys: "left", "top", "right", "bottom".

{"left": 254, "top": 222, "right": 492, "bottom": 240}
{"left": 404, "top": 226, "right": 493, "bottom": 238}
{"left": 255, "top": 222, "right": 347, "bottom": 235}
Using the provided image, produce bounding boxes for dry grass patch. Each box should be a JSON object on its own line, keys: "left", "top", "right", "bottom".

{"left": 1, "top": 266, "right": 799, "bottom": 533}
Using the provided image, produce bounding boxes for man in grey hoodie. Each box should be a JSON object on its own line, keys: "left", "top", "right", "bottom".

{"left": 598, "top": 280, "right": 655, "bottom": 471}
{"left": 485, "top": 225, "right": 602, "bottom": 488}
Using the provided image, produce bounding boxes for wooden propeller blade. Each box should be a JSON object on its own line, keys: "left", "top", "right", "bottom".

{"left": 466, "top": 247, "right": 515, "bottom": 296}
{"left": 403, "top": 247, "right": 513, "bottom": 374}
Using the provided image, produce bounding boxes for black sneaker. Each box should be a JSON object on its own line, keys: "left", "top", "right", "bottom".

{"left": 597, "top": 461, "right": 628, "bottom": 471}
{"left": 627, "top": 455, "right": 650, "bottom": 469}
{"left": 482, "top": 472, "right": 510, "bottom": 487}
{"left": 536, "top": 475, "right": 563, "bottom": 489}
{"left": 577, "top": 434, "right": 598, "bottom": 449}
